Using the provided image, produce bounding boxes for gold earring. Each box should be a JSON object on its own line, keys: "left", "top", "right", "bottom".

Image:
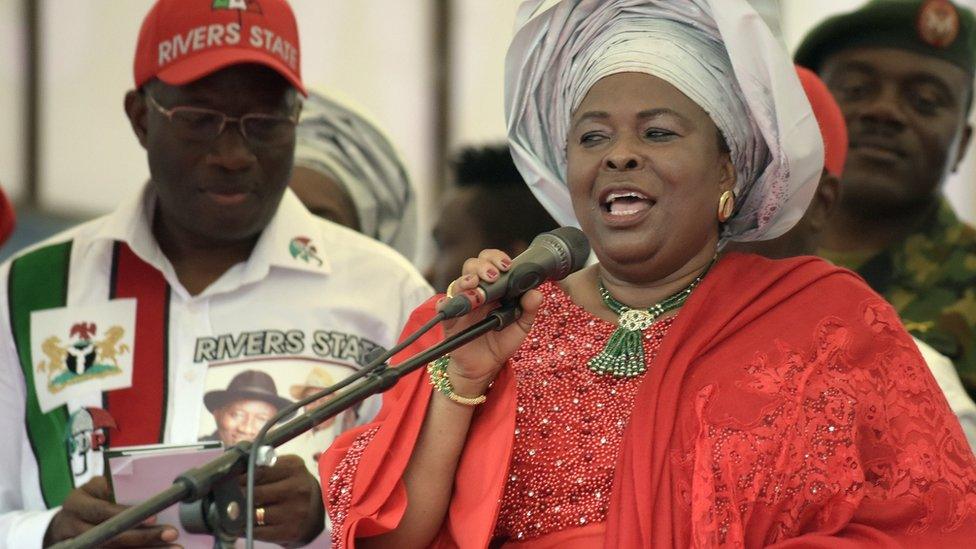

{"left": 717, "top": 190, "right": 735, "bottom": 222}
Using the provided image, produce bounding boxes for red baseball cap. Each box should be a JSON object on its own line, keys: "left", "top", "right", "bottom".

{"left": 133, "top": 0, "right": 306, "bottom": 95}
{"left": 795, "top": 65, "right": 848, "bottom": 178}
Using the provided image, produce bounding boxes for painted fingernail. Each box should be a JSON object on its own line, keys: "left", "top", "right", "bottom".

{"left": 500, "top": 259, "right": 512, "bottom": 269}
{"left": 462, "top": 274, "right": 475, "bottom": 283}
{"left": 486, "top": 268, "right": 499, "bottom": 279}
{"left": 161, "top": 528, "right": 178, "bottom": 541}
{"left": 463, "top": 290, "right": 482, "bottom": 304}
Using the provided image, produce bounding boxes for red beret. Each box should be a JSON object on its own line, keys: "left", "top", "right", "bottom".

{"left": 795, "top": 65, "right": 848, "bottom": 178}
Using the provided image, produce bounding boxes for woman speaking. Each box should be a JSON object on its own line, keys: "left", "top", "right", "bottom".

{"left": 321, "top": 1, "right": 976, "bottom": 547}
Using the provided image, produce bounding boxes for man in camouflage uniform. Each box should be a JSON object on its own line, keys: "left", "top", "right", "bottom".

{"left": 796, "top": 0, "right": 976, "bottom": 399}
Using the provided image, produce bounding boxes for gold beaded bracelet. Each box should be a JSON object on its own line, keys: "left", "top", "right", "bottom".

{"left": 427, "top": 355, "right": 488, "bottom": 406}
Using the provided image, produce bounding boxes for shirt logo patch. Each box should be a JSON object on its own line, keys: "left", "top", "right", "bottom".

{"left": 212, "top": 0, "right": 262, "bottom": 13}
{"left": 289, "top": 236, "right": 323, "bottom": 266}
{"left": 31, "top": 300, "right": 137, "bottom": 413}
{"left": 918, "top": 0, "right": 960, "bottom": 48}
{"left": 39, "top": 323, "right": 127, "bottom": 389}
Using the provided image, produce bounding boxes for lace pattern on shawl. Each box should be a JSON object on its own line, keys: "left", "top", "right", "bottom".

{"left": 670, "top": 298, "right": 976, "bottom": 546}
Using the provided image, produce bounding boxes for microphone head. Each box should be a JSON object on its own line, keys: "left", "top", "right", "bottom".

{"left": 531, "top": 226, "right": 590, "bottom": 279}
{"left": 551, "top": 226, "right": 590, "bottom": 272}
{"left": 442, "top": 226, "right": 591, "bottom": 318}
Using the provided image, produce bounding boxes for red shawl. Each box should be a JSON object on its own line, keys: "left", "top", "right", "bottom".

{"left": 321, "top": 253, "right": 976, "bottom": 547}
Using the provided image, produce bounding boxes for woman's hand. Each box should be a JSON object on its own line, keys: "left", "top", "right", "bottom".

{"left": 438, "top": 249, "right": 543, "bottom": 396}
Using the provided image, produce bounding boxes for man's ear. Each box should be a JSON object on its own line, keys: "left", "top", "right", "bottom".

{"left": 124, "top": 90, "right": 149, "bottom": 149}
{"left": 808, "top": 173, "right": 841, "bottom": 234}
{"left": 951, "top": 124, "right": 972, "bottom": 173}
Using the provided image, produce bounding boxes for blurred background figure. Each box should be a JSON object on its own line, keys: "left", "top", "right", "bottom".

{"left": 292, "top": 89, "right": 418, "bottom": 261}
{"left": 426, "top": 144, "right": 558, "bottom": 292}
{"left": 796, "top": 0, "right": 976, "bottom": 400}
{"left": 728, "top": 65, "right": 976, "bottom": 453}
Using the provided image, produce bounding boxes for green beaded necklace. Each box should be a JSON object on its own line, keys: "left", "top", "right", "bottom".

{"left": 588, "top": 261, "right": 713, "bottom": 377}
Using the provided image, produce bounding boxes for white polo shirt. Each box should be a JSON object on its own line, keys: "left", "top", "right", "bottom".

{"left": 0, "top": 185, "right": 432, "bottom": 547}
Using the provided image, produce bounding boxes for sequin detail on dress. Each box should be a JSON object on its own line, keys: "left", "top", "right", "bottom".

{"left": 494, "top": 282, "right": 674, "bottom": 542}
{"left": 327, "top": 426, "right": 379, "bottom": 549}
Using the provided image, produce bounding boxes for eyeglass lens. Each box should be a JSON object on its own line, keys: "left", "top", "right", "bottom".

{"left": 168, "top": 108, "right": 294, "bottom": 146}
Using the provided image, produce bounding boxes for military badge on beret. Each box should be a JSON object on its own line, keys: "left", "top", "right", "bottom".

{"left": 918, "top": 0, "right": 961, "bottom": 48}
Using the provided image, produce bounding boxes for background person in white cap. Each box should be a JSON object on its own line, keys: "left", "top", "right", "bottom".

{"left": 0, "top": 0, "right": 431, "bottom": 546}
{"left": 320, "top": 1, "right": 976, "bottom": 547}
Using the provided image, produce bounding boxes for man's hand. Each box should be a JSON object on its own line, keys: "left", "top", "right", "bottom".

{"left": 247, "top": 454, "right": 325, "bottom": 546}
{"left": 43, "top": 476, "right": 179, "bottom": 547}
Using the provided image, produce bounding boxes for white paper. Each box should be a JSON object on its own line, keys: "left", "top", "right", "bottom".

{"left": 110, "top": 445, "right": 225, "bottom": 549}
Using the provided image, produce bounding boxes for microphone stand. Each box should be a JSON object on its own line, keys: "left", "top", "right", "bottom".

{"left": 52, "top": 304, "right": 522, "bottom": 549}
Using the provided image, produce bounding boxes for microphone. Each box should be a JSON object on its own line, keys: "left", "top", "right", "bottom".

{"left": 439, "top": 226, "right": 590, "bottom": 319}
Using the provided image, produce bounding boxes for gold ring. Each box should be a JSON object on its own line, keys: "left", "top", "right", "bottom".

{"left": 446, "top": 279, "right": 459, "bottom": 299}
{"left": 256, "top": 506, "right": 266, "bottom": 527}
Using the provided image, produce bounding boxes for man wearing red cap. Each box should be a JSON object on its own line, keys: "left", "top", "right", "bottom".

{"left": 0, "top": 1, "right": 432, "bottom": 547}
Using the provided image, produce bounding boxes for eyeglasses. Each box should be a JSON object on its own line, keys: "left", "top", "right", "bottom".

{"left": 145, "top": 94, "right": 298, "bottom": 147}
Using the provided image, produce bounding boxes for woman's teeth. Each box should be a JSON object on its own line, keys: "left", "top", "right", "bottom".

{"left": 603, "top": 192, "right": 651, "bottom": 215}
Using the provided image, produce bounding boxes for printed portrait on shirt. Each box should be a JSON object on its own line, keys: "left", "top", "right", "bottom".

{"left": 200, "top": 370, "right": 294, "bottom": 447}
{"left": 197, "top": 360, "right": 367, "bottom": 477}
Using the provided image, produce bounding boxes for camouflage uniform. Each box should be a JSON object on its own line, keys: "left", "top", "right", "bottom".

{"left": 825, "top": 198, "right": 976, "bottom": 400}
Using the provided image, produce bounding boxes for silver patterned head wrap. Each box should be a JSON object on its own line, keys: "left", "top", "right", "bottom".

{"left": 505, "top": 0, "right": 824, "bottom": 242}
{"left": 295, "top": 90, "right": 417, "bottom": 258}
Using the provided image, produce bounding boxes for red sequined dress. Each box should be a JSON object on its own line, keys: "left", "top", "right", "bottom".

{"left": 492, "top": 283, "right": 673, "bottom": 542}
{"left": 326, "top": 282, "right": 665, "bottom": 545}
